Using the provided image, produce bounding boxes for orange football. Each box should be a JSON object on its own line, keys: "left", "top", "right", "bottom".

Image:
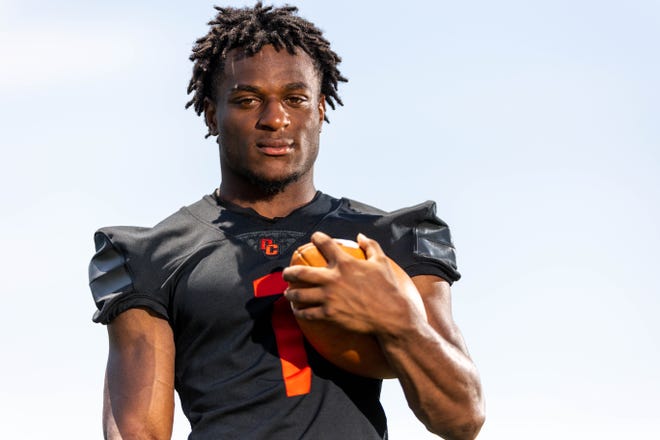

{"left": 289, "top": 239, "right": 426, "bottom": 379}
{"left": 290, "top": 239, "right": 367, "bottom": 266}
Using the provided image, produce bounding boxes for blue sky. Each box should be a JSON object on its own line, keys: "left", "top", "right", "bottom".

{"left": 1, "top": 1, "right": 658, "bottom": 438}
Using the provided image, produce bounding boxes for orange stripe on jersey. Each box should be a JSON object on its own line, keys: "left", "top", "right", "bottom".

{"left": 253, "top": 272, "right": 311, "bottom": 396}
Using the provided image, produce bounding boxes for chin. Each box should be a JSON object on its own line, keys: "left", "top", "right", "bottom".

{"left": 246, "top": 172, "right": 302, "bottom": 196}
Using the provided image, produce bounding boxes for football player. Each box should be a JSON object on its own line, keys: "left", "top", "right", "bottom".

{"left": 88, "top": 3, "right": 484, "bottom": 439}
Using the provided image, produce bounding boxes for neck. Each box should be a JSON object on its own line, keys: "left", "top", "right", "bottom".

{"left": 217, "top": 176, "right": 317, "bottom": 219}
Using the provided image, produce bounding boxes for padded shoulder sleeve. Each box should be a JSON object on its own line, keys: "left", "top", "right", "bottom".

{"left": 88, "top": 202, "right": 227, "bottom": 324}
{"left": 349, "top": 200, "right": 461, "bottom": 284}
{"left": 88, "top": 227, "right": 170, "bottom": 324}
{"left": 408, "top": 204, "right": 461, "bottom": 283}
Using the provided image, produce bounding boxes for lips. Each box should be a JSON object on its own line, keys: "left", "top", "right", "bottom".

{"left": 256, "top": 139, "right": 294, "bottom": 156}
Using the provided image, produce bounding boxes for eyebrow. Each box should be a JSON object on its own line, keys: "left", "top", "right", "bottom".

{"left": 229, "top": 84, "right": 261, "bottom": 94}
{"left": 228, "top": 82, "right": 311, "bottom": 94}
{"left": 282, "top": 82, "right": 311, "bottom": 92}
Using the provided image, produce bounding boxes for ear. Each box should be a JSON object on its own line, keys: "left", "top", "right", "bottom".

{"left": 317, "top": 94, "right": 326, "bottom": 124}
{"left": 203, "top": 97, "right": 219, "bottom": 135}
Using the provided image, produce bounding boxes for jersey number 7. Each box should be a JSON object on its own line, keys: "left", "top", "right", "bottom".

{"left": 253, "top": 271, "right": 311, "bottom": 397}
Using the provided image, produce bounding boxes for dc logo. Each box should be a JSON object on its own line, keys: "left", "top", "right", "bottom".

{"left": 260, "top": 238, "right": 279, "bottom": 256}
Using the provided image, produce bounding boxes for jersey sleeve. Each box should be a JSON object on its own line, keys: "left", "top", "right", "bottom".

{"left": 385, "top": 203, "right": 460, "bottom": 283}
{"left": 349, "top": 200, "right": 461, "bottom": 284}
{"left": 88, "top": 202, "right": 228, "bottom": 324}
{"left": 88, "top": 226, "right": 171, "bottom": 324}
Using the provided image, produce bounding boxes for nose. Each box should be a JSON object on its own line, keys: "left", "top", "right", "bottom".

{"left": 256, "top": 98, "right": 290, "bottom": 131}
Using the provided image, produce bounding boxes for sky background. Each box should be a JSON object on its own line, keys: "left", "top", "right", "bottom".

{"left": 1, "top": 0, "right": 658, "bottom": 438}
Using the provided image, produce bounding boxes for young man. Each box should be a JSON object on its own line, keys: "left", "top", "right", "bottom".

{"left": 88, "top": 3, "right": 484, "bottom": 439}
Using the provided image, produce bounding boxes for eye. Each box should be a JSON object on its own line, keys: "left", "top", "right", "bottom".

{"left": 231, "top": 96, "right": 261, "bottom": 108}
{"left": 285, "top": 95, "right": 308, "bottom": 106}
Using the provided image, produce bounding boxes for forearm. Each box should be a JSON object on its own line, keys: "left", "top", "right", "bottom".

{"left": 378, "top": 321, "right": 484, "bottom": 439}
{"left": 103, "top": 374, "right": 123, "bottom": 440}
{"left": 281, "top": 235, "right": 484, "bottom": 437}
{"left": 105, "top": 366, "right": 174, "bottom": 440}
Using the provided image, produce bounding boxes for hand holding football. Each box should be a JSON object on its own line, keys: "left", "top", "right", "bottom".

{"left": 288, "top": 239, "right": 426, "bottom": 379}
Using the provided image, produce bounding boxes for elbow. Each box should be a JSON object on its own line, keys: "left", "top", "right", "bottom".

{"left": 105, "top": 424, "right": 169, "bottom": 440}
{"left": 418, "top": 381, "right": 485, "bottom": 440}
{"left": 434, "top": 406, "right": 485, "bottom": 440}
{"left": 428, "top": 398, "right": 486, "bottom": 440}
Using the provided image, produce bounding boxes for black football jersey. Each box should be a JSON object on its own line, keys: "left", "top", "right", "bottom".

{"left": 88, "top": 192, "right": 460, "bottom": 439}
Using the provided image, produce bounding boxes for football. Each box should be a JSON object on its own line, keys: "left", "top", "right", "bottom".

{"left": 288, "top": 239, "right": 426, "bottom": 379}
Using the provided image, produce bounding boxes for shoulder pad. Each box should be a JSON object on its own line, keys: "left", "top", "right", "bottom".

{"left": 88, "top": 232, "right": 133, "bottom": 322}
{"left": 343, "top": 198, "right": 387, "bottom": 216}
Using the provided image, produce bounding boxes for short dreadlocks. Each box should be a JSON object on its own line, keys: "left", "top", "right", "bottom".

{"left": 186, "top": 2, "right": 347, "bottom": 137}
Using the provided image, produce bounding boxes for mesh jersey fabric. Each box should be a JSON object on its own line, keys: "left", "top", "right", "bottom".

{"left": 88, "top": 192, "right": 460, "bottom": 439}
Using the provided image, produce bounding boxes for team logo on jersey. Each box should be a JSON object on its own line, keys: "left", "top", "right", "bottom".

{"left": 235, "top": 231, "right": 306, "bottom": 258}
{"left": 260, "top": 238, "right": 279, "bottom": 256}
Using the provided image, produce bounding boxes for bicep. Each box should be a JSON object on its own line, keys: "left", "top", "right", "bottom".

{"left": 105, "top": 307, "right": 175, "bottom": 439}
{"left": 412, "top": 275, "right": 470, "bottom": 355}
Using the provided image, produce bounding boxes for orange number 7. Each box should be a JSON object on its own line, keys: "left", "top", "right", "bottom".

{"left": 253, "top": 272, "right": 311, "bottom": 397}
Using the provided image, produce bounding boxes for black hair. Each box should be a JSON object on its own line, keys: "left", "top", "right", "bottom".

{"left": 186, "top": 2, "right": 347, "bottom": 137}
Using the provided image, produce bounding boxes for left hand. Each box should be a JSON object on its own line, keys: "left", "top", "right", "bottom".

{"left": 282, "top": 231, "right": 424, "bottom": 336}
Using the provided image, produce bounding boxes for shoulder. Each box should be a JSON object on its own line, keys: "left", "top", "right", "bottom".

{"left": 335, "top": 197, "right": 445, "bottom": 234}
{"left": 341, "top": 198, "right": 387, "bottom": 215}
{"left": 88, "top": 195, "right": 226, "bottom": 323}
{"left": 338, "top": 197, "right": 440, "bottom": 223}
{"left": 96, "top": 195, "right": 223, "bottom": 260}
{"left": 324, "top": 197, "right": 461, "bottom": 283}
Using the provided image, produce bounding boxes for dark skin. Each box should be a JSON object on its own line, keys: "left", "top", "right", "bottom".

{"left": 283, "top": 233, "right": 484, "bottom": 439}
{"left": 204, "top": 45, "right": 325, "bottom": 217}
{"left": 104, "top": 45, "right": 484, "bottom": 439}
{"left": 105, "top": 308, "right": 175, "bottom": 440}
